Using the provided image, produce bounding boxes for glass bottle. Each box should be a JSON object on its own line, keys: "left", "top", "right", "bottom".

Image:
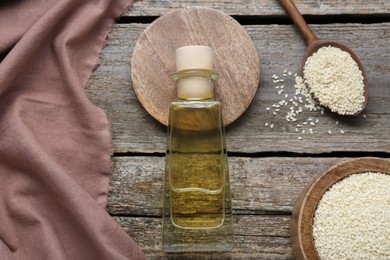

{"left": 162, "top": 45, "right": 233, "bottom": 252}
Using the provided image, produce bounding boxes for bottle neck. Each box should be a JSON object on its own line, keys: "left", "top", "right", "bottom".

{"left": 173, "top": 69, "right": 217, "bottom": 101}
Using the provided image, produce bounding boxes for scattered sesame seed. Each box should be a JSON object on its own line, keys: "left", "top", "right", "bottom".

{"left": 297, "top": 136, "right": 302, "bottom": 140}
{"left": 273, "top": 112, "right": 277, "bottom": 116}
{"left": 302, "top": 130, "right": 305, "bottom": 134}
{"left": 336, "top": 121, "right": 339, "bottom": 125}
{"left": 340, "top": 130, "right": 345, "bottom": 134}
{"left": 310, "top": 122, "right": 315, "bottom": 126}
{"left": 265, "top": 123, "right": 269, "bottom": 126}
{"left": 328, "top": 130, "right": 332, "bottom": 134}
{"left": 363, "top": 114, "right": 367, "bottom": 118}
{"left": 270, "top": 124, "right": 274, "bottom": 128}
{"left": 266, "top": 107, "right": 270, "bottom": 110}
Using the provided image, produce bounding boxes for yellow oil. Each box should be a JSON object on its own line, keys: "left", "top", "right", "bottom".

{"left": 166, "top": 101, "right": 226, "bottom": 229}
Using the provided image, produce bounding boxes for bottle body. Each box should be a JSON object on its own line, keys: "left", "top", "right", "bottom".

{"left": 163, "top": 46, "right": 233, "bottom": 252}
{"left": 163, "top": 100, "right": 233, "bottom": 252}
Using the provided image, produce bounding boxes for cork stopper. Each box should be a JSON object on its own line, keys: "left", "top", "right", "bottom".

{"left": 175, "top": 45, "right": 213, "bottom": 72}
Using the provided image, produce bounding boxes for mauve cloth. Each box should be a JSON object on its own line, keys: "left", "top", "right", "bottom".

{"left": 0, "top": 0, "right": 146, "bottom": 259}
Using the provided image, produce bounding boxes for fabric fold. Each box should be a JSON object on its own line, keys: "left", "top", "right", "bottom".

{"left": 0, "top": 0, "right": 146, "bottom": 259}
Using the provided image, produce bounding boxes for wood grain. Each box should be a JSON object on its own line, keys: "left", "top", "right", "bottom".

{"left": 114, "top": 215, "right": 293, "bottom": 259}
{"left": 86, "top": 23, "right": 390, "bottom": 154}
{"left": 126, "top": 0, "right": 390, "bottom": 17}
{"left": 131, "top": 7, "right": 260, "bottom": 126}
{"left": 108, "top": 157, "right": 390, "bottom": 258}
{"left": 93, "top": 2, "right": 390, "bottom": 259}
{"left": 107, "top": 156, "right": 343, "bottom": 216}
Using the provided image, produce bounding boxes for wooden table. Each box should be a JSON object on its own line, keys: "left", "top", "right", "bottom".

{"left": 86, "top": 1, "right": 390, "bottom": 259}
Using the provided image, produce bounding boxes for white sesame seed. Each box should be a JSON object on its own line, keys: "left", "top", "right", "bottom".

{"left": 310, "top": 122, "right": 315, "bottom": 126}
{"left": 363, "top": 114, "right": 367, "bottom": 118}
{"left": 302, "top": 130, "right": 305, "bottom": 134}
{"left": 328, "top": 130, "right": 332, "bottom": 134}
{"left": 297, "top": 136, "right": 302, "bottom": 140}
{"left": 270, "top": 124, "right": 274, "bottom": 128}
{"left": 313, "top": 172, "right": 390, "bottom": 259}
{"left": 304, "top": 46, "right": 365, "bottom": 115}
{"left": 266, "top": 107, "right": 270, "bottom": 110}
{"left": 336, "top": 121, "right": 339, "bottom": 125}
{"left": 265, "top": 123, "right": 269, "bottom": 126}
{"left": 273, "top": 112, "right": 277, "bottom": 116}
{"left": 340, "top": 130, "right": 345, "bottom": 134}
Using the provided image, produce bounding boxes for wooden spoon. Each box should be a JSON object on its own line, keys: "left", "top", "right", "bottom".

{"left": 278, "top": 0, "right": 368, "bottom": 115}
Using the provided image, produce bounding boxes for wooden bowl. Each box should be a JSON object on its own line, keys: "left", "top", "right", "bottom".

{"left": 290, "top": 157, "right": 390, "bottom": 260}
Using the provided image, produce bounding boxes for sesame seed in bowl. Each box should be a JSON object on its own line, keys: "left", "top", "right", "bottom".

{"left": 290, "top": 157, "right": 390, "bottom": 260}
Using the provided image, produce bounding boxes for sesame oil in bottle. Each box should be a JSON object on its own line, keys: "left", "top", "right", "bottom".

{"left": 162, "top": 46, "right": 233, "bottom": 252}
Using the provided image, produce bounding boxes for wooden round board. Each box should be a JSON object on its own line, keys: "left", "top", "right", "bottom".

{"left": 131, "top": 7, "right": 260, "bottom": 126}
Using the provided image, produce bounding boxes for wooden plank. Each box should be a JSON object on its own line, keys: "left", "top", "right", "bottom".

{"left": 114, "top": 215, "right": 293, "bottom": 259}
{"left": 126, "top": 0, "right": 390, "bottom": 17}
{"left": 107, "top": 156, "right": 345, "bottom": 216}
{"left": 87, "top": 23, "right": 390, "bottom": 154}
